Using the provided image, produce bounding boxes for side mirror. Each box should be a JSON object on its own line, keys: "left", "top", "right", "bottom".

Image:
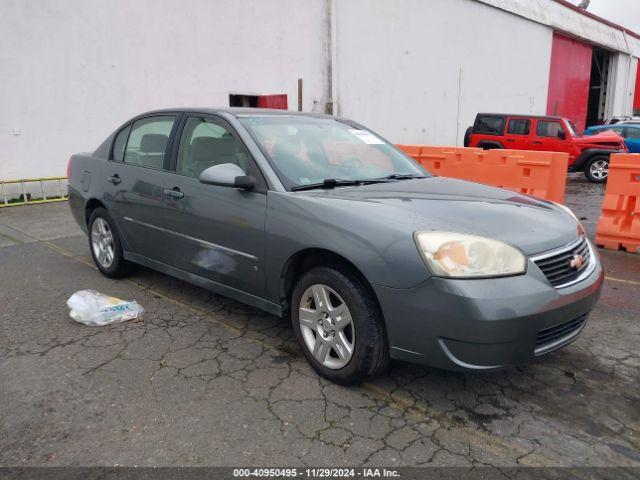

{"left": 557, "top": 130, "right": 567, "bottom": 140}
{"left": 199, "top": 163, "right": 256, "bottom": 191}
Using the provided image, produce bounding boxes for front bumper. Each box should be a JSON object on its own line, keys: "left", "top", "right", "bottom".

{"left": 373, "top": 247, "right": 604, "bottom": 371}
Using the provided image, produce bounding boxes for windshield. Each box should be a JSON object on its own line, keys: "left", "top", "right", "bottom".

{"left": 566, "top": 120, "right": 579, "bottom": 136}
{"left": 240, "top": 116, "right": 428, "bottom": 190}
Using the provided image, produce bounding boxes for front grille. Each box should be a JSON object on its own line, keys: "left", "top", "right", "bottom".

{"left": 598, "top": 142, "right": 624, "bottom": 148}
{"left": 532, "top": 237, "right": 591, "bottom": 288}
{"left": 535, "top": 314, "right": 588, "bottom": 355}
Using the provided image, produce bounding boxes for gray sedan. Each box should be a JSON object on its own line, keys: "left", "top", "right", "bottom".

{"left": 68, "top": 108, "right": 603, "bottom": 384}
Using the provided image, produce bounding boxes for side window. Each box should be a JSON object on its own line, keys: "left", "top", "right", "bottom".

{"left": 626, "top": 128, "right": 640, "bottom": 139}
{"left": 176, "top": 116, "right": 250, "bottom": 178}
{"left": 536, "top": 120, "right": 564, "bottom": 137}
{"left": 124, "top": 116, "right": 176, "bottom": 169}
{"left": 475, "top": 116, "right": 505, "bottom": 135}
{"left": 507, "top": 119, "right": 531, "bottom": 135}
{"left": 111, "top": 125, "right": 131, "bottom": 162}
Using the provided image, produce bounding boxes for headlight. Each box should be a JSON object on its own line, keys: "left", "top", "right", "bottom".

{"left": 413, "top": 231, "right": 526, "bottom": 278}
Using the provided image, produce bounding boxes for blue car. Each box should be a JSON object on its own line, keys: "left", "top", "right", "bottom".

{"left": 584, "top": 124, "right": 640, "bottom": 153}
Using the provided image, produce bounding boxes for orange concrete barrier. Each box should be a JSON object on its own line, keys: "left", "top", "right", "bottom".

{"left": 396, "top": 144, "right": 423, "bottom": 161}
{"left": 396, "top": 144, "right": 568, "bottom": 203}
{"left": 595, "top": 153, "right": 640, "bottom": 254}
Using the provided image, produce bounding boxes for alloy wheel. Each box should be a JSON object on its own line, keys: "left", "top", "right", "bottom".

{"left": 590, "top": 160, "right": 608, "bottom": 180}
{"left": 91, "top": 217, "right": 115, "bottom": 269}
{"left": 298, "top": 284, "right": 355, "bottom": 369}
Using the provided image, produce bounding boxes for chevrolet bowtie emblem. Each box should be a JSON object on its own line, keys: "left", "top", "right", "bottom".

{"left": 570, "top": 254, "right": 585, "bottom": 271}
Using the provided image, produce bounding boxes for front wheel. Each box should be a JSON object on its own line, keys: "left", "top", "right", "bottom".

{"left": 291, "top": 267, "right": 389, "bottom": 385}
{"left": 584, "top": 156, "right": 609, "bottom": 183}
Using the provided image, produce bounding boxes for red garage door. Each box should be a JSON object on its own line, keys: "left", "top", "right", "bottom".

{"left": 546, "top": 33, "right": 592, "bottom": 132}
{"left": 634, "top": 58, "right": 640, "bottom": 115}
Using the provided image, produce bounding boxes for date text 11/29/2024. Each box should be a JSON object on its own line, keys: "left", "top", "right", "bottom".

{"left": 232, "top": 468, "right": 400, "bottom": 478}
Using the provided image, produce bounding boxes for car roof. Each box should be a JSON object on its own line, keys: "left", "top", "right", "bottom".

{"left": 132, "top": 107, "right": 342, "bottom": 120}
{"left": 588, "top": 123, "right": 640, "bottom": 128}
{"left": 477, "top": 113, "right": 565, "bottom": 121}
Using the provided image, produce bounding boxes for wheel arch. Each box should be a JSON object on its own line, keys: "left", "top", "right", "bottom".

{"left": 84, "top": 198, "right": 106, "bottom": 227}
{"left": 279, "top": 248, "right": 383, "bottom": 319}
{"left": 84, "top": 199, "right": 130, "bottom": 251}
{"left": 477, "top": 141, "right": 504, "bottom": 150}
{"left": 572, "top": 148, "right": 614, "bottom": 171}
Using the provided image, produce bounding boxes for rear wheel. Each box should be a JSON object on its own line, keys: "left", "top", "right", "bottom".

{"left": 88, "top": 207, "right": 132, "bottom": 278}
{"left": 584, "top": 156, "right": 609, "bottom": 183}
{"left": 478, "top": 142, "right": 502, "bottom": 150}
{"left": 291, "top": 267, "right": 389, "bottom": 385}
{"left": 463, "top": 127, "right": 473, "bottom": 147}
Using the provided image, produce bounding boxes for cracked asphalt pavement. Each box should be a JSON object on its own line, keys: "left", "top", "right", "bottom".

{"left": 0, "top": 174, "right": 639, "bottom": 467}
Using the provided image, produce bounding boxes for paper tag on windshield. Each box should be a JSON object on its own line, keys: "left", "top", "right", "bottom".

{"left": 349, "top": 129, "right": 384, "bottom": 144}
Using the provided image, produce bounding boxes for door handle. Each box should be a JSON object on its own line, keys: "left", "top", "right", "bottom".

{"left": 532, "top": 141, "right": 543, "bottom": 145}
{"left": 506, "top": 139, "right": 515, "bottom": 142}
{"left": 108, "top": 174, "right": 121, "bottom": 185}
{"left": 163, "top": 187, "right": 184, "bottom": 199}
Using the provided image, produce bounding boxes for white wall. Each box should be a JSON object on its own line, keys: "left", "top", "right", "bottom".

{"left": 334, "top": 0, "right": 553, "bottom": 146}
{"left": 2, "top": 0, "right": 638, "bottom": 181}
{"left": 0, "top": 0, "right": 329, "bottom": 179}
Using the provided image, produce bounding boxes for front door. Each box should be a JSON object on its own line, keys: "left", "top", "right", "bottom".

{"left": 530, "top": 119, "right": 567, "bottom": 152}
{"left": 160, "top": 115, "right": 267, "bottom": 298}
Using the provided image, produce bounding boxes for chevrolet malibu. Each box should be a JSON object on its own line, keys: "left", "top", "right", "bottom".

{"left": 68, "top": 108, "right": 604, "bottom": 384}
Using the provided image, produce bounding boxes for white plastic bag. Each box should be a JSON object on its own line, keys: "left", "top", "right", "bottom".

{"left": 67, "top": 290, "right": 144, "bottom": 326}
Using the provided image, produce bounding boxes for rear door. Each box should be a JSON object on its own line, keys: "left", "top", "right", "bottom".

{"left": 106, "top": 114, "right": 180, "bottom": 265}
{"left": 504, "top": 117, "right": 532, "bottom": 150}
{"left": 530, "top": 118, "right": 567, "bottom": 152}
{"left": 160, "top": 114, "right": 267, "bottom": 297}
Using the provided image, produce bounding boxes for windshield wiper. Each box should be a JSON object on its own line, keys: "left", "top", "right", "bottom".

{"left": 382, "top": 173, "right": 429, "bottom": 180}
{"left": 290, "top": 178, "right": 390, "bottom": 192}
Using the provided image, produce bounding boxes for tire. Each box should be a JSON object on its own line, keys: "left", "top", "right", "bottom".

{"left": 88, "top": 207, "right": 132, "bottom": 278}
{"left": 584, "top": 155, "right": 609, "bottom": 183}
{"left": 463, "top": 126, "right": 473, "bottom": 148}
{"left": 291, "top": 266, "right": 389, "bottom": 385}
{"left": 478, "top": 142, "right": 502, "bottom": 150}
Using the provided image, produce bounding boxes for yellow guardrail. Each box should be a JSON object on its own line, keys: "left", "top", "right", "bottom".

{"left": 0, "top": 177, "right": 68, "bottom": 207}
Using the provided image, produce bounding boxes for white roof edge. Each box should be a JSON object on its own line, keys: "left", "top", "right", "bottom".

{"left": 625, "top": 32, "right": 640, "bottom": 58}
{"left": 476, "top": 0, "right": 639, "bottom": 57}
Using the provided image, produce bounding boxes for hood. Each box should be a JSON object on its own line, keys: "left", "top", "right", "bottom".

{"left": 296, "top": 177, "right": 581, "bottom": 255}
{"left": 576, "top": 130, "right": 625, "bottom": 148}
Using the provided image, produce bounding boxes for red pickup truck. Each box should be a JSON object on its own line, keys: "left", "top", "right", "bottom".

{"left": 464, "top": 113, "right": 627, "bottom": 183}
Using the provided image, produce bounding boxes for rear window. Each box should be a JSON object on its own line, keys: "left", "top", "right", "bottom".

{"left": 124, "top": 116, "right": 176, "bottom": 170}
{"left": 507, "top": 119, "right": 530, "bottom": 135}
{"left": 474, "top": 116, "right": 505, "bottom": 135}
